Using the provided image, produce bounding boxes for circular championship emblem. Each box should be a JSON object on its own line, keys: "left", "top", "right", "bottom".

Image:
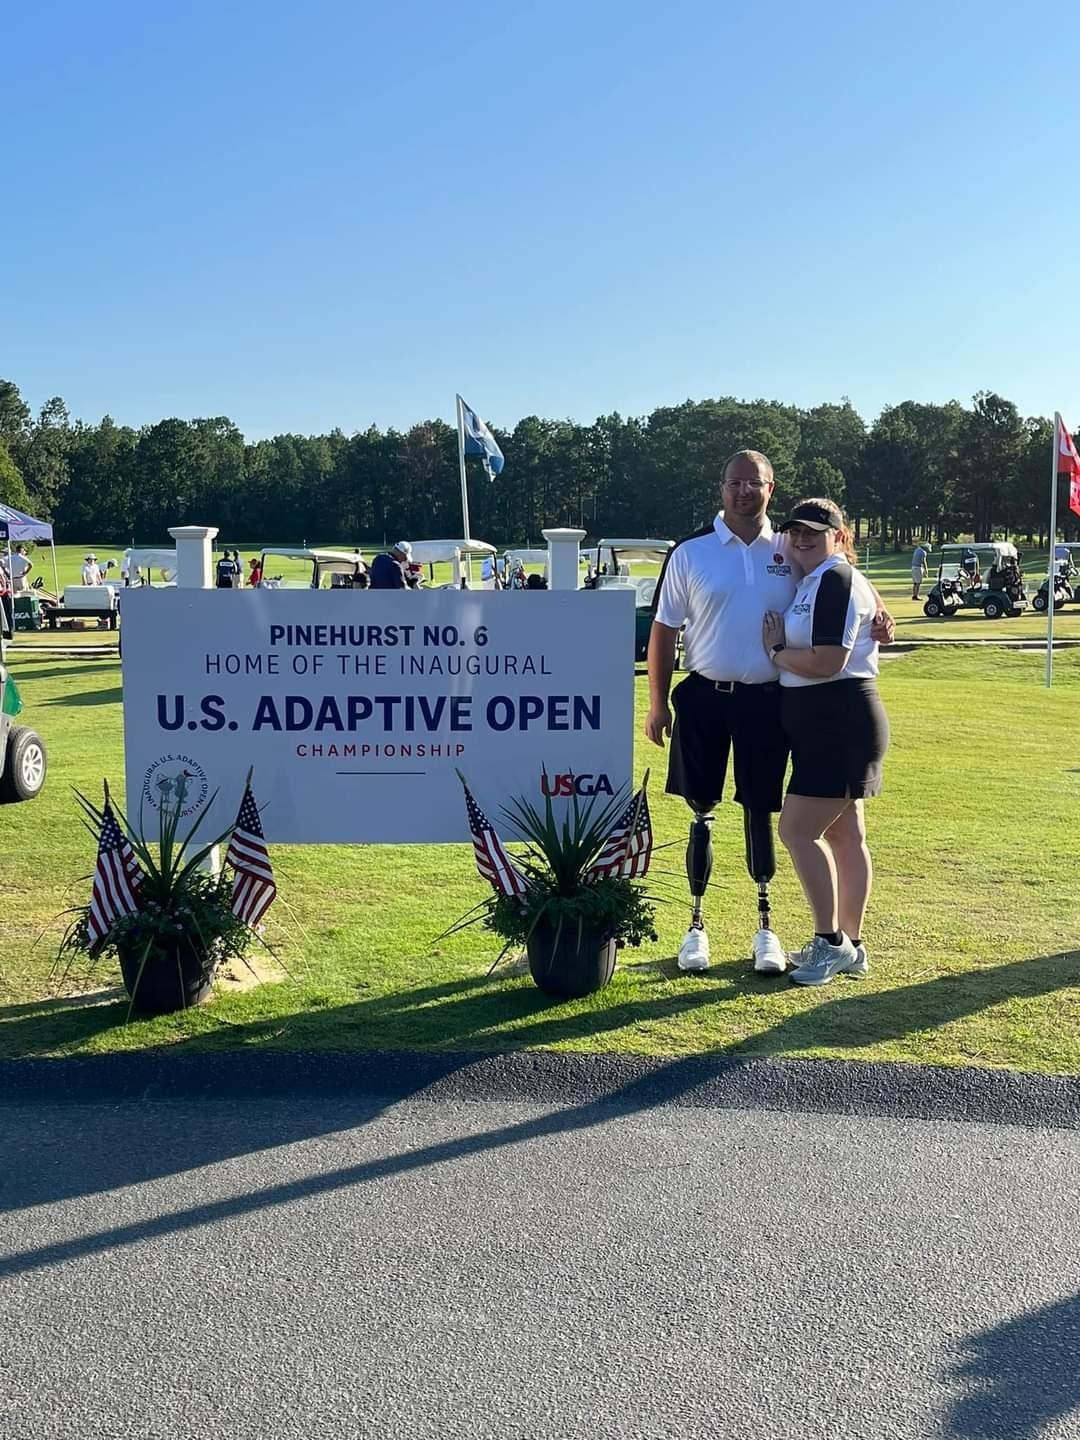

{"left": 774, "top": 552, "right": 784, "bottom": 564}
{"left": 141, "top": 753, "right": 210, "bottom": 819}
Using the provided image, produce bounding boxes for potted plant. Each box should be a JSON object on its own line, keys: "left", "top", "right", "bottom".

{"left": 451, "top": 775, "right": 658, "bottom": 999}
{"left": 56, "top": 786, "right": 261, "bottom": 1017}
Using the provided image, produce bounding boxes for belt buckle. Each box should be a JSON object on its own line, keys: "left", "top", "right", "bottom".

{"left": 713, "top": 679, "right": 736, "bottom": 693}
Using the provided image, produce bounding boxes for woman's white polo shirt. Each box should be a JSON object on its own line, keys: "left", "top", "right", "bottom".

{"left": 780, "top": 554, "right": 879, "bottom": 688}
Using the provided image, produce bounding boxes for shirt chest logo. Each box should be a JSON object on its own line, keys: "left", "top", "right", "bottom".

{"left": 766, "top": 556, "right": 792, "bottom": 576}
{"left": 793, "top": 602, "right": 811, "bottom": 614}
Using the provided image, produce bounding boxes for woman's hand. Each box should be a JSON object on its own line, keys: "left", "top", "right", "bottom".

{"left": 762, "top": 610, "right": 785, "bottom": 652}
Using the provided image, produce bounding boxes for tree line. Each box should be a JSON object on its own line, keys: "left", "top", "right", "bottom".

{"left": 1, "top": 377, "right": 1075, "bottom": 549}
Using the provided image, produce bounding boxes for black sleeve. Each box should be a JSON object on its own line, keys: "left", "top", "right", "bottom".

{"left": 811, "top": 564, "right": 854, "bottom": 646}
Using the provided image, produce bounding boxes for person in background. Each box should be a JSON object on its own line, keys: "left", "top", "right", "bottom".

{"left": 8, "top": 544, "right": 33, "bottom": 594}
{"left": 911, "top": 541, "right": 929, "bottom": 599}
{"left": 525, "top": 572, "right": 548, "bottom": 590}
{"left": 216, "top": 550, "right": 240, "bottom": 588}
{"left": 370, "top": 541, "right": 412, "bottom": 589}
{"left": 248, "top": 556, "right": 263, "bottom": 587}
{"left": 82, "top": 553, "right": 104, "bottom": 585}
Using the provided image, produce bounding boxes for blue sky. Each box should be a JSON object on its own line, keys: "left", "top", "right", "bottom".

{"left": 6, "top": 0, "right": 1078, "bottom": 438}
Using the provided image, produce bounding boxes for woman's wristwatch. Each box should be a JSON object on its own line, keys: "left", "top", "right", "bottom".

{"left": 769, "top": 642, "right": 786, "bottom": 661}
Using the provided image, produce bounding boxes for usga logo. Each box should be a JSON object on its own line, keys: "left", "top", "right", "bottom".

{"left": 141, "top": 752, "right": 210, "bottom": 818}
{"left": 541, "top": 772, "right": 614, "bottom": 797}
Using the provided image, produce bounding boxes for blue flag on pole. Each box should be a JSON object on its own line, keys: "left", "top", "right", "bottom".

{"left": 459, "top": 396, "right": 505, "bottom": 477}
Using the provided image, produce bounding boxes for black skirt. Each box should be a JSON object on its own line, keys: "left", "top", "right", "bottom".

{"left": 780, "top": 678, "right": 889, "bottom": 800}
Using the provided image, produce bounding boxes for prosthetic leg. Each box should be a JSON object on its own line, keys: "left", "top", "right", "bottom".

{"left": 676, "top": 812, "right": 713, "bottom": 972}
{"left": 743, "top": 807, "right": 787, "bottom": 973}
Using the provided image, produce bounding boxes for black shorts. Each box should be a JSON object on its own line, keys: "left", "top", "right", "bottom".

{"left": 780, "top": 679, "right": 889, "bottom": 800}
{"left": 665, "top": 672, "right": 788, "bottom": 813}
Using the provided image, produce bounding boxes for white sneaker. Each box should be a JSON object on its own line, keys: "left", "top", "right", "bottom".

{"left": 752, "top": 928, "right": 788, "bottom": 974}
{"left": 789, "top": 934, "right": 860, "bottom": 987}
{"left": 847, "top": 942, "right": 869, "bottom": 977}
{"left": 677, "top": 926, "right": 710, "bottom": 972}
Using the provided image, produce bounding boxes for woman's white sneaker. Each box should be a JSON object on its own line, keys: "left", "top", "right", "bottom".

{"left": 848, "top": 942, "right": 869, "bottom": 977}
{"left": 677, "top": 926, "right": 710, "bottom": 972}
{"left": 789, "top": 934, "right": 860, "bottom": 986}
{"left": 752, "top": 928, "right": 788, "bottom": 974}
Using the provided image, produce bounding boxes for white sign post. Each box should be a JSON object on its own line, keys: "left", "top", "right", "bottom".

{"left": 121, "top": 589, "right": 635, "bottom": 843}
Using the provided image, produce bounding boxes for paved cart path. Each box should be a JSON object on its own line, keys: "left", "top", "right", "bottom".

{"left": 1, "top": 1061, "right": 1078, "bottom": 1440}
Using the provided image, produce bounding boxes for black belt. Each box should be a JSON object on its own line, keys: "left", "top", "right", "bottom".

{"left": 689, "top": 672, "right": 779, "bottom": 693}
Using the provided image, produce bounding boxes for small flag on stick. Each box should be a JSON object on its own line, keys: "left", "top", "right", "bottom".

{"left": 459, "top": 775, "right": 529, "bottom": 898}
{"left": 585, "top": 781, "right": 653, "bottom": 881}
{"left": 1057, "top": 414, "right": 1080, "bottom": 518}
{"left": 86, "top": 785, "right": 144, "bottom": 948}
{"left": 225, "top": 775, "right": 277, "bottom": 929}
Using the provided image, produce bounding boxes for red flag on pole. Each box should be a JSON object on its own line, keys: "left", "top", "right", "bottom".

{"left": 1056, "top": 414, "right": 1080, "bottom": 518}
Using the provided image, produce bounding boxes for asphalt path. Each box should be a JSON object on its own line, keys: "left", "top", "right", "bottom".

{"left": 1, "top": 1056, "right": 1078, "bottom": 1440}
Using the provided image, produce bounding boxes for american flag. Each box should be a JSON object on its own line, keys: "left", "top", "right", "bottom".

{"left": 86, "top": 798, "right": 144, "bottom": 947}
{"left": 462, "top": 781, "right": 529, "bottom": 899}
{"left": 585, "top": 787, "right": 653, "bottom": 880}
{"left": 225, "top": 780, "right": 277, "bottom": 928}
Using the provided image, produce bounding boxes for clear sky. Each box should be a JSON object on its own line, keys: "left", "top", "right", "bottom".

{"left": 6, "top": 0, "right": 1078, "bottom": 438}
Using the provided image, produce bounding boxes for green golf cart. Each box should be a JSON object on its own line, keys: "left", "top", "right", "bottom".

{"left": 0, "top": 665, "right": 47, "bottom": 802}
{"left": 923, "top": 542, "right": 1028, "bottom": 620}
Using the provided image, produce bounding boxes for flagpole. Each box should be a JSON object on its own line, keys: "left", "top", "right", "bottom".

{"left": 456, "top": 394, "right": 471, "bottom": 545}
{"left": 1046, "top": 414, "right": 1060, "bottom": 688}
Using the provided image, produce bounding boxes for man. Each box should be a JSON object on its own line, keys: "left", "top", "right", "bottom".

{"left": 7, "top": 544, "right": 33, "bottom": 594}
{"left": 81, "top": 553, "right": 104, "bottom": 585}
{"left": 370, "top": 541, "right": 412, "bottom": 590}
{"left": 645, "top": 450, "right": 894, "bottom": 974}
{"left": 911, "top": 541, "right": 929, "bottom": 599}
{"left": 215, "top": 550, "right": 237, "bottom": 588}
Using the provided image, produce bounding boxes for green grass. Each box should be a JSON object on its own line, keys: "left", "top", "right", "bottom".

{"left": 2, "top": 643, "right": 1079, "bottom": 1072}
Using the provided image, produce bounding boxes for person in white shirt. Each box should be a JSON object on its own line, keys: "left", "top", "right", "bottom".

{"left": 8, "top": 544, "right": 33, "bottom": 593}
{"left": 648, "top": 453, "right": 894, "bottom": 976}
{"left": 82, "top": 553, "right": 104, "bottom": 585}
{"left": 762, "top": 498, "right": 890, "bottom": 988}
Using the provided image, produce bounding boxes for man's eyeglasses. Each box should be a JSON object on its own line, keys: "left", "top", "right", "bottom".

{"left": 723, "top": 479, "right": 769, "bottom": 492}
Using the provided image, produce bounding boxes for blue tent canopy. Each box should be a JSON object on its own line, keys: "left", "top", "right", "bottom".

{"left": 0, "top": 503, "right": 53, "bottom": 542}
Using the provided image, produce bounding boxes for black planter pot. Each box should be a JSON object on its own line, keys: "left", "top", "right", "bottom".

{"left": 116, "top": 932, "right": 214, "bottom": 1016}
{"left": 526, "top": 916, "right": 617, "bottom": 998}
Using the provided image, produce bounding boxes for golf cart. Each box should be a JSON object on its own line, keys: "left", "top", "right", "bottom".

{"left": 123, "top": 547, "right": 178, "bottom": 587}
{"left": 258, "top": 548, "right": 370, "bottom": 589}
{"left": 0, "top": 661, "right": 47, "bottom": 802}
{"left": 589, "top": 539, "right": 674, "bottom": 660}
{"left": 923, "top": 542, "right": 1028, "bottom": 620}
{"left": 406, "top": 539, "right": 497, "bottom": 588}
{"left": 1032, "top": 544, "right": 1079, "bottom": 613}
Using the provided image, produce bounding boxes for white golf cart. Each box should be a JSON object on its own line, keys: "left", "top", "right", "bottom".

{"left": 258, "top": 548, "right": 370, "bottom": 590}
{"left": 589, "top": 538, "right": 674, "bottom": 659}
{"left": 123, "top": 547, "right": 178, "bottom": 587}
{"left": 405, "top": 539, "right": 497, "bottom": 588}
{"left": 1033, "top": 543, "right": 1080, "bottom": 612}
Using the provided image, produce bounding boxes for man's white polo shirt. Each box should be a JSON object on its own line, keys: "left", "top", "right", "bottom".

{"left": 653, "top": 514, "right": 799, "bottom": 684}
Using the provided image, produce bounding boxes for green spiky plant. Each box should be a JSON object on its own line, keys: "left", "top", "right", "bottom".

{"left": 54, "top": 783, "right": 259, "bottom": 1016}
{"left": 446, "top": 770, "right": 659, "bottom": 968}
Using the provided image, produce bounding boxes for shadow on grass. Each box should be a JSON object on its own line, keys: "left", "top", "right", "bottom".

{"left": 944, "top": 1294, "right": 1080, "bottom": 1438}
{"left": 7, "top": 663, "right": 119, "bottom": 683}
{"left": 41, "top": 686, "right": 122, "bottom": 707}
{"left": 5, "top": 948, "right": 1076, "bottom": 1069}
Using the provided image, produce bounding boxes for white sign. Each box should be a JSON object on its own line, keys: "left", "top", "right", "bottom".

{"left": 121, "top": 589, "right": 636, "bottom": 843}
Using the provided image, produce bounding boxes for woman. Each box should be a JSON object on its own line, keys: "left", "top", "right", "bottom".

{"left": 761, "top": 498, "right": 889, "bottom": 987}
{"left": 247, "top": 557, "right": 263, "bottom": 587}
